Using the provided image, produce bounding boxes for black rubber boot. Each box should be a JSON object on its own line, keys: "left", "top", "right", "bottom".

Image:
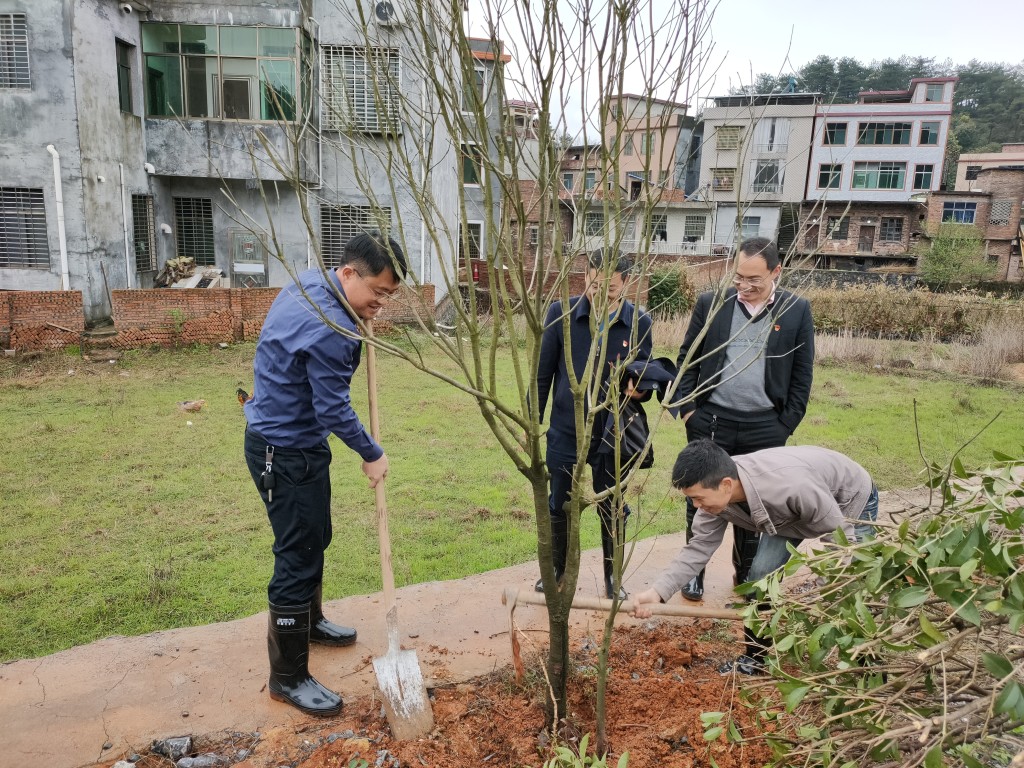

{"left": 309, "top": 585, "right": 357, "bottom": 647}
{"left": 535, "top": 512, "right": 568, "bottom": 592}
{"left": 732, "top": 527, "right": 760, "bottom": 586}
{"left": 600, "top": 517, "right": 627, "bottom": 600}
{"left": 268, "top": 603, "right": 343, "bottom": 716}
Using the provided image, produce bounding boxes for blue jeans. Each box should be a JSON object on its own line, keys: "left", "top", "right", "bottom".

{"left": 746, "top": 484, "right": 879, "bottom": 583}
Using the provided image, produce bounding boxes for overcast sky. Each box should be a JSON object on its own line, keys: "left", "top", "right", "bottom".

{"left": 702, "top": 0, "right": 1024, "bottom": 104}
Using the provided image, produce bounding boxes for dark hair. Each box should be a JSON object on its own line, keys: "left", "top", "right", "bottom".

{"left": 671, "top": 439, "right": 738, "bottom": 489}
{"left": 738, "top": 237, "right": 780, "bottom": 271}
{"left": 340, "top": 231, "right": 408, "bottom": 280}
{"left": 588, "top": 248, "right": 633, "bottom": 277}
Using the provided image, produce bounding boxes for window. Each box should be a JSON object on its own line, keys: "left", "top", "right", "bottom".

{"left": 752, "top": 159, "right": 782, "bottom": 193}
{"left": 528, "top": 225, "right": 539, "bottom": 245}
{"left": 913, "top": 164, "right": 934, "bottom": 191}
{"left": 143, "top": 24, "right": 299, "bottom": 121}
{"left": 640, "top": 132, "right": 653, "bottom": 156}
{"left": 683, "top": 214, "right": 706, "bottom": 240}
{"left": 818, "top": 163, "right": 842, "bottom": 189}
{"left": 941, "top": 201, "right": 977, "bottom": 224}
{"left": 459, "top": 222, "right": 482, "bottom": 261}
{"left": 462, "top": 143, "right": 483, "bottom": 185}
{"left": 925, "top": 83, "right": 944, "bottom": 102}
{"left": 461, "top": 65, "right": 485, "bottom": 112}
{"left": 852, "top": 161, "right": 906, "bottom": 190}
{"left": 919, "top": 121, "right": 940, "bottom": 146}
{"left": 823, "top": 122, "right": 847, "bottom": 146}
{"left": 990, "top": 200, "right": 1013, "bottom": 226}
{"left": 716, "top": 126, "right": 741, "bottom": 150}
{"left": 584, "top": 211, "right": 604, "bottom": 236}
{"left": 584, "top": 171, "right": 596, "bottom": 191}
{"left": 711, "top": 167, "right": 735, "bottom": 191}
{"left": 116, "top": 40, "right": 134, "bottom": 113}
{"left": 645, "top": 214, "right": 667, "bottom": 242}
{"left": 857, "top": 122, "right": 912, "bottom": 145}
{"left": 322, "top": 45, "right": 399, "bottom": 133}
{"left": 826, "top": 216, "right": 849, "bottom": 240}
{"left": 755, "top": 116, "right": 789, "bottom": 152}
{"left": 320, "top": 204, "right": 390, "bottom": 267}
{"left": 562, "top": 173, "right": 574, "bottom": 192}
{"left": 0, "top": 14, "right": 30, "bottom": 89}
{"left": 880, "top": 217, "right": 903, "bottom": 243}
{"left": 131, "top": 195, "right": 156, "bottom": 271}
{"left": 173, "top": 197, "right": 215, "bottom": 265}
{"left": 741, "top": 216, "right": 760, "bottom": 239}
{"left": 623, "top": 134, "right": 634, "bottom": 156}
{"left": 0, "top": 187, "right": 48, "bottom": 268}
{"left": 965, "top": 165, "right": 982, "bottom": 181}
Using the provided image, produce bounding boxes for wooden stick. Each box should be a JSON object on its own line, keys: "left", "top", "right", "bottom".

{"left": 502, "top": 587, "right": 743, "bottom": 621}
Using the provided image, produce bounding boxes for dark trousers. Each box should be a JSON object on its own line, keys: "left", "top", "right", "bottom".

{"left": 245, "top": 429, "right": 333, "bottom": 606}
{"left": 684, "top": 403, "right": 791, "bottom": 584}
{"left": 547, "top": 446, "right": 630, "bottom": 574}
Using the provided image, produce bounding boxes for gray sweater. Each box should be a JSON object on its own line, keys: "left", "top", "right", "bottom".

{"left": 652, "top": 446, "right": 873, "bottom": 601}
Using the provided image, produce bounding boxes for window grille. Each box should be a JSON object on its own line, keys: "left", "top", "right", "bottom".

{"left": 584, "top": 212, "right": 603, "bottom": 236}
{"left": 716, "top": 126, "right": 741, "bottom": 150}
{"left": 645, "top": 214, "right": 667, "bottom": 241}
{"left": 711, "top": 167, "right": 735, "bottom": 191}
{"left": 0, "top": 14, "right": 30, "bottom": 89}
{"left": 131, "top": 195, "right": 157, "bottom": 271}
{"left": 683, "top": 215, "right": 706, "bottom": 240}
{"left": 322, "top": 45, "right": 399, "bottom": 134}
{"left": 460, "top": 222, "right": 482, "bottom": 260}
{"left": 826, "top": 216, "right": 849, "bottom": 240}
{"left": 173, "top": 197, "right": 215, "bottom": 265}
{"left": 320, "top": 204, "right": 390, "bottom": 267}
{"left": 880, "top": 217, "right": 903, "bottom": 243}
{"left": 0, "top": 187, "right": 48, "bottom": 268}
{"left": 965, "top": 165, "right": 981, "bottom": 181}
{"left": 990, "top": 200, "right": 1013, "bottom": 226}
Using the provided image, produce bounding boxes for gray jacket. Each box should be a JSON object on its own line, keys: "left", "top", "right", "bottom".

{"left": 652, "top": 446, "right": 873, "bottom": 601}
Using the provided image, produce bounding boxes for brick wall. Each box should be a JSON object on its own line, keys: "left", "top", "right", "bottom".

{"left": 802, "top": 203, "right": 925, "bottom": 257}
{"left": 109, "top": 285, "right": 437, "bottom": 349}
{"left": 1, "top": 291, "right": 85, "bottom": 351}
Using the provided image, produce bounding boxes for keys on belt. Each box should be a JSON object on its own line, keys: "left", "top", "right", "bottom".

{"left": 260, "top": 445, "right": 276, "bottom": 501}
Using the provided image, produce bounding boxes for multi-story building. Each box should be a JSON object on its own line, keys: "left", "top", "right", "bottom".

{"left": 605, "top": 94, "right": 690, "bottom": 199}
{"left": 953, "top": 143, "right": 1024, "bottom": 191}
{"left": 800, "top": 76, "right": 957, "bottom": 268}
{"left": 695, "top": 91, "right": 820, "bottom": 247}
{"left": 0, "top": 0, "right": 489, "bottom": 321}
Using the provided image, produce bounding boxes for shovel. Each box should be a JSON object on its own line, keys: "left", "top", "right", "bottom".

{"left": 365, "top": 327, "right": 434, "bottom": 740}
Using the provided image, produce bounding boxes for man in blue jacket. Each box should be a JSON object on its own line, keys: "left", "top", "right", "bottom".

{"left": 675, "top": 237, "right": 814, "bottom": 601}
{"left": 535, "top": 250, "right": 653, "bottom": 599}
{"left": 244, "top": 232, "right": 406, "bottom": 716}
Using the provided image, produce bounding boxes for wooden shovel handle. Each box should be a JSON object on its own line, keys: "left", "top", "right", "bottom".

{"left": 365, "top": 324, "right": 397, "bottom": 618}
{"left": 502, "top": 588, "right": 742, "bottom": 621}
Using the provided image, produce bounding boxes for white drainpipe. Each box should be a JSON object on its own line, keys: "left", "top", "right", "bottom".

{"left": 119, "top": 162, "right": 134, "bottom": 288}
{"left": 45, "top": 144, "right": 70, "bottom": 290}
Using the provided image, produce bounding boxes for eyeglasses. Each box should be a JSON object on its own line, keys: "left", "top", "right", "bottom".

{"left": 732, "top": 275, "right": 770, "bottom": 288}
{"left": 355, "top": 270, "right": 401, "bottom": 300}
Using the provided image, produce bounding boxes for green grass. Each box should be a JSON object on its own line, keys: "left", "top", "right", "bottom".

{"left": 1, "top": 341, "right": 1021, "bottom": 661}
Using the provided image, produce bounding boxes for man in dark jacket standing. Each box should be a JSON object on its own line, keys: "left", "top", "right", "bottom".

{"left": 675, "top": 237, "right": 814, "bottom": 601}
{"left": 244, "top": 232, "right": 406, "bottom": 716}
{"left": 535, "top": 250, "right": 653, "bottom": 599}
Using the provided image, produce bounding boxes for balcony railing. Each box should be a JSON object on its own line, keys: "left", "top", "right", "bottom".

{"left": 754, "top": 143, "right": 788, "bottom": 153}
{"left": 750, "top": 182, "right": 782, "bottom": 195}
{"left": 616, "top": 239, "right": 732, "bottom": 257}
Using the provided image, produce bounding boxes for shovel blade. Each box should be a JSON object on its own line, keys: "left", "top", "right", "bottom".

{"left": 372, "top": 648, "right": 434, "bottom": 740}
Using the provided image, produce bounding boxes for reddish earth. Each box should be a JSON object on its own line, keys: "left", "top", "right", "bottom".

{"left": 113, "top": 620, "right": 774, "bottom": 768}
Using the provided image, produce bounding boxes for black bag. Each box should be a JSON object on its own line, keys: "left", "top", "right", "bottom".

{"left": 619, "top": 399, "right": 654, "bottom": 469}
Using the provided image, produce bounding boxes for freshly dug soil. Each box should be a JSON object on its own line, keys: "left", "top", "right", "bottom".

{"left": 114, "top": 619, "right": 776, "bottom": 768}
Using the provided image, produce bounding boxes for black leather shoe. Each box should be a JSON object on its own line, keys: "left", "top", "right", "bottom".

{"left": 310, "top": 617, "right": 357, "bottom": 647}
{"left": 717, "top": 654, "right": 765, "bottom": 676}
{"left": 681, "top": 576, "right": 704, "bottom": 602}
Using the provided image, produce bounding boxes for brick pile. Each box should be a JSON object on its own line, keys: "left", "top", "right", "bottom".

{"left": 3, "top": 291, "right": 84, "bottom": 351}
